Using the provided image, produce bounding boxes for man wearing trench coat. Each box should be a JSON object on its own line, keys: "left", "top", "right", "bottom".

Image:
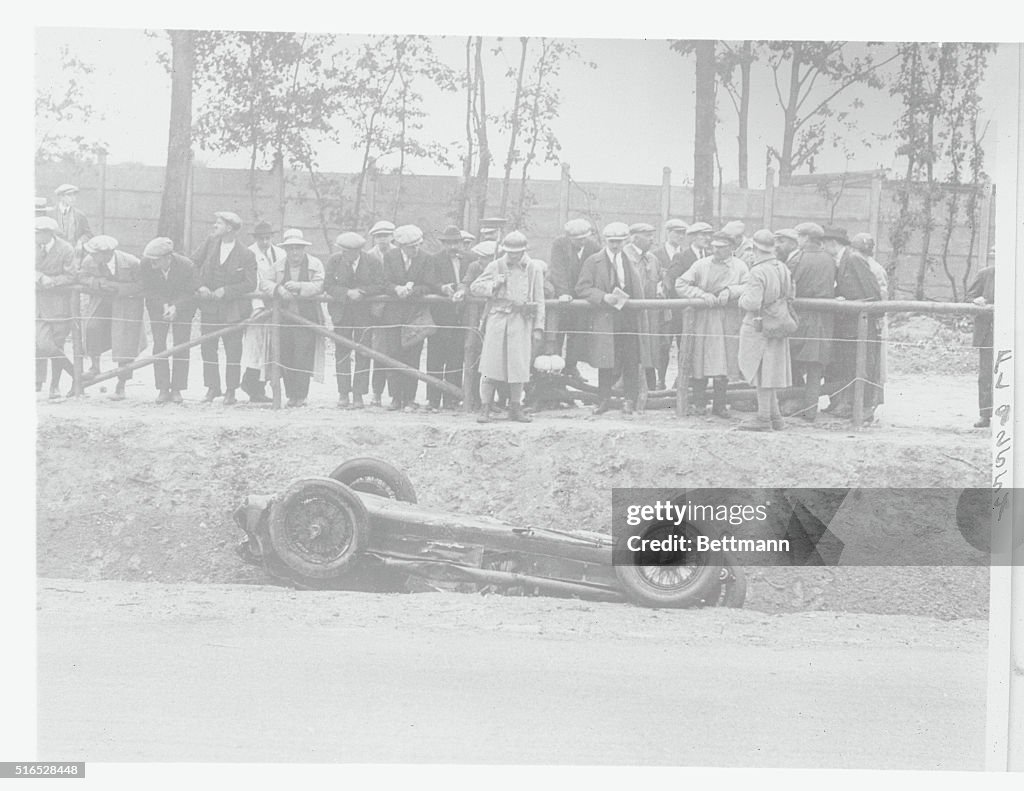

{"left": 575, "top": 222, "right": 654, "bottom": 415}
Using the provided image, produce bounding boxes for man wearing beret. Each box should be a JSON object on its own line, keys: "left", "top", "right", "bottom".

{"left": 576, "top": 222, "right": 654, "bottom": 415}
{"left": 190, "top": 211, "right": 258, "bottom": 405}
{"left": 54, "top": 184, "right": 93, "bottom": 254}
{"left": 650, "top": 219, "right": 688, "bottom": 389}
{"left": 140, "top": 237, "right": 199, "bottom": 403}
{"left": 789, "top": 223, "right": 836, "bottom": 421}
{"left": 425, "top": 225, "right": 474, "bottom": 411}
{"left": 624, "top": 222, "right": 662, "bottom": 390}
{"left": 381, "top": 225, "right": 435, "bottom": 411}
{"left": 822, "top": 226, "right": 882, "bottom": 419}
{"left": 326, "top": 231, "right": 386, "bottom": 408}
{"left": 80, "top": 235, "right": 146, "bottom": 399}
{"left": 547, "top": 218, "right": 600, "bottom": 379}
{"left": 35, "top": 216, "right": 78, "bottom": 397}
{"left": 239, "top": 221, "right": 284, "bottom": 403}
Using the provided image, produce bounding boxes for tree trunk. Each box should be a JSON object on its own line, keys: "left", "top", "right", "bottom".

{"left": 777, "top": 44, "right": 802, "bottom": 187}
{"left": 472, "top": 37, "right": 491, "bottom": 226}
{"left": 158, "top": 29, "right": 195, "bottom": 250}
{"left": 459, "top": 36, "right": 475, "bottom": 226}
{"left": 693, "top": 40, "right": 716, "bottom": 222}
{"left": 737, "top": 41, "right": 752, "bottom": 189}
{"left": 499, "top": 37, "right": 529, "bottom": 219}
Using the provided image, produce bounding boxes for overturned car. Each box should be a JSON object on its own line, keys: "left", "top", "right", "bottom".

{"left": 233, "top": 457, "right": 747, "bottom": 609}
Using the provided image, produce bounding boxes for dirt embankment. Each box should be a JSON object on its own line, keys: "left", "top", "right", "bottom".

{"left": 37, "top": 404, "right": 991, "bottom": 618}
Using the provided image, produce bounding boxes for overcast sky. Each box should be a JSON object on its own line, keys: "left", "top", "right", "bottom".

{"left": 35, "top": 29, "right": 1016, "bottom": 188}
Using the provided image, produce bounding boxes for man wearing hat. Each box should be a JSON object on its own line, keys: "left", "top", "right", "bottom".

{"left": 823, "top": 226, "right": 882, "bottom": 418}
{"left": 965, "top": 255, "right": 995, "bottom": 428}
{"left": 425, "top": 225, "right": 474, "bottom": 411}
{"left": 274, "top": 229, "right": 326, "bottom": 407}
{"left": 576, "top": 222, "right": 654, "bottom": 415}
{"left": 662, "top": 221, "right": 714, "bottom": 386}
{"left": 325, "top": 231, "right": 386, "bottom": 408}
{"left": 721, "top": 220, "right": 754, "bottom": 266}
{"left": 650, "top": 218, "right": 689, "bottom": 389}
{"left": 460, "top": 230, "right": 476, "bottom": 252}
{"left": 365, "top": 220, "right": 396, "bottom": 404}
{"left": 35, "top": 216, "right": 78, "bottom": 397}
{"left": 190, "top": 211, "right": 258, "bottom": 405}
{"left": 140, "top": 237, "right": 199, "bottom": 404}
{"left": 80, "top": 235, "right": 145, "bottom": 399}
{"left": 455, "top": 240, "right": 499, "bottom": 409}
{"left": 624, "top": 222, "right": 663, "bottom": 390}
{"left": 478, "top": 217, "right": 507, "bottom": 245}
{"left": 239, "top": 220, "right": 285, "bottom": 403}
{"left": 53, "top": 184, "right": 93, "bottom": 253}
{"left": 737, "top": 229, "right": 795, "bottom": 431}
{"left": 789, "top": 223, "right": 837, "bottom": 421}
{"left": 381, "top": 225, "right": 434, "bottom": 411}
{"left": 773, "top": 228, "right": 800, "bottom": 269}
{"left": 547, "top": 218, "right": 600, "bottom": 379}
{"left": 469, "top": 231, "right": 546, "bottom": 423}
{"left": 674, "top": 231, "right": 749, "bottom": 417}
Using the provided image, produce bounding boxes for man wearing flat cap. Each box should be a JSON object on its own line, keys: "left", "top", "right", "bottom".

{"left": 650, "top": 218, "right": 689, "bottom": 389}
{"left": 326, "top": 231, "right": 386, "bottom": 408}
{"left": 35, "top": 216, "right": 78, "bottom": 397}
{"left": 674, "top": 231, "right": 749, "bottom": 417}
{"left": 789, "top": 223, "right": 837, "bottom": 421}
{"left": 822, "top": 226, "right": 882, "bottom": 419}
{"left": 80, "top": 235, "right": 146, "bottom": 399}
{"left": 140, "top": 237, "right": 200, "bottom": 403}
{"left": 547, "top": 218, "right": 600, "bottom": 379}
{"left": 239, "top": 220, "right": 285, "bottom": 403}
{"left": 365, "top": 220, "right": 396, "bottom": 404}
{"left": 624, "top": 222, "right": 663, "bottom": 390}
{"left": 53, "top": 184, "right": 93, "bottom": 254}
{"left": 381, "top": 224, "right": 434, "bottom": 411}
{"left": 190, "top": 211, "right": 258, "bottom": 405}
{"left": 425, "top": 225, "right": 475, "bottom": 411}
{"left": 662, "top": 221, "right": 714, "bottom": 388}
{"left": 274, "top": 229, "right": 326, "bottom": 408}
{"left": 965, "top": 254, "right": 995, "bottom": 428}
{"left": 576, "top": 222, "right": 654, "bottom": 415}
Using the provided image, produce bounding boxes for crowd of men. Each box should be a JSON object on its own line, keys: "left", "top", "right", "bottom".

{"left": 35, "top": 183, "right": 995, "bottom": 428}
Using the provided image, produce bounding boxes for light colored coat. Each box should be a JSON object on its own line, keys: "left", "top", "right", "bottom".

{"left": 277, "top": 253, "right": 327, "bottom": 383}
{"left": 738, "top": 258, "right": 794, "bottom": 388}
{"left": 674, "top": 255, "right": 748, "bottom": 379}
{"left": 470, "top": 254, "right": 546, "bottom": 383}
{"left": 240, "top": 242, "right": 285, "bottom": 377}
{"left": 81, "top": 250, "right": 146, "bottom": 364}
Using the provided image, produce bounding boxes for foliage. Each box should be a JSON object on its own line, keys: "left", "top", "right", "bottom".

{"left": 35, "top": 45, "right": 107, "bottom": 164}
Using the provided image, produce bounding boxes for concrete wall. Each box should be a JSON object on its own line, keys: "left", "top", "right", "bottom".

{"left": 37, "top": 161, "right": 995, "bottom": 301}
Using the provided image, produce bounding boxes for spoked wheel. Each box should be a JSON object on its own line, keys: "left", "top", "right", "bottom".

{"left": 329, "top": 457, "right": 418, "bottom": 503}
{"left": 614, "top": 521, "right": 723, "bottom": 608}
{"left": 267, "top": 477, "right": 368, "bottom": 581}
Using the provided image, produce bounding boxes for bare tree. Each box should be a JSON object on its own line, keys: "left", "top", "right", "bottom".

{"left": 693, "top": 41, "right": 716, "bottom": 222}
{"left": 158, "top": 30, "right": 195, "bottom": 250}
{"left": 498, "top": 37, "right": 530, "bottom": 219}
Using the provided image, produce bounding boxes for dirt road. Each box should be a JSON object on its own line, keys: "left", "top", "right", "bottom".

{"left": 37, "top": 580, "right": 987, "bottom": 768}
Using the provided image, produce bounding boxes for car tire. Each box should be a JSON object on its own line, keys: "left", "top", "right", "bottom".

{"left": 267, "top": 477, "right": 367, "bottom": 581}
{"left": 329, "top": 457, "right": 418, "bottom": 503}
{"left": 956, "top": 487, "right": 992, "bottom": 553}
{"left": 614, "top": 521, "right": 724, "bottom": 608}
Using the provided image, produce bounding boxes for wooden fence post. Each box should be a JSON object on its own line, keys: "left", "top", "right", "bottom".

{"left": 852, "top": 310, "right": 868, "bottom": 427}
{"left": 868, "top": 172, "right": 883, "bottom": 243}
{"left": 558, "top": 163, "right": 571, "bottom": 228}
{"left": 184, "top": 153, "right": 195, "bottom": 254}
{"left": 763, "top": 167, "right": 775, "bottom": 229}
{"left": 977, "top": 183, "right": 994, "bottom": 268}
{"left": 660, "top": 167, "right": 672, "bottom": 241}
{"left": 270, "top": 296, "right": 282, "bottom": 410}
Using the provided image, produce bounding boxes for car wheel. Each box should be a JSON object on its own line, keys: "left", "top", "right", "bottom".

{"left": 614, "top": 521, "right": 723, "bottom": 608}
{"left": 267, "top": 477, "right": 367, "bottom": 580}
{"left": 956, "top": 487, "right": 992, "bottom": 553}
{"left": 329, "top": 457, "right": 418, "bottom": 503}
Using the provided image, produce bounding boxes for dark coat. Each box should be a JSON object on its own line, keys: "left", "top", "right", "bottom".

{"left": 966, "top": 265, "right": 994, "bottom": 348}
{"left": 35, "top": 237, "right": 78, "bottom": 320}
{"left": 789, "top": 247, "right": 837, "bottom": 365}
{"left": 835, "top": 247, "right": 881, "bottom": 302}
{"left": 325, "top": 251, "right": 386, "bottom": 328}
{"left": 575, "top": 248, "right": 654, "bottom": 369}
{"left": 191, "top": 237, "right": 259, "bottom": 324}
{"left": 141, "top": 253, "right": 199, "bottom": 318}
{"left": 381, "top": 247, "right": 435, "bottom": 325}
{"left": 426, "top": 249, "right": 475, "bottom": 326}
{"left": 81, "top": 250, "right": 146, "bottom": 362}
{"left": 662, "top": 245, "right": 704, "bottom": 299}
{"left": 55, "top": 206, "right": 92, "bottom": 249}
{"left": 549, "top": 235, "right": 600, "bottom": 297}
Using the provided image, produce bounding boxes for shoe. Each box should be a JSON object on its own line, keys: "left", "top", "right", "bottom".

{"left": 48, "top": 388, "right": 61, "bottom": 400}
{"left": 426, "top": 405, "right": 439, "bottom": 413}
{"left": 387, "top": 399, "right": 403, "bottom": 411}
{"left": 169, "top": 390, "right": 183, "bottom": 404}
{"left": 593, "top": 399, "right": 612, "bottom": 415}
{"left": 285, "top": 398, "right": 296, "bottom": 408}
{"left": 737, "top": 418, "right": 773, "bottom": 432}
{"left": 223, "top": 390, "right": 237, "bottom": 406}
{"left": 338, "top": 396, "right": 351, "bottom": 409}
{"left": 203, "top": 387, "right": 222, "bottom": 402}
{"left": 87, "top": 365, "right": 101, "bottom": 377}
{"left": 402, "top": 405, "right": 416, "bottom": 414}
{"left": 508, "top": 406, "right": 532, "bottom": 423}
{"left": 111, "top": 381, "right": 126, "bottom": 401}
{"left": 292, "top": 399, "right": 306, "bottom": 408}
{"left": 248, "top": 393, "right": 272, "bottom": 404}
{"left": 622, "top": 400, "right": 634, "bottom": 416}
{"left": 155, "top": 390, "right": 171, "bottom": 404}
{"left": 974, "top": 417, "right": 991, "bottom": 428}
{"left": 477, "top": 406, "right": 494, "bottom": 424}
{"left": 351, "top": 395, "right": 365, "bottom": 409}
{"left": 711, "top": 406, "right": 729, "bottom": 418}
{"left": 771, "top": 418, "right": 785, "bottom": 431}
{"left": 371, "top": 395, "right": 382, "bottom": 407}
